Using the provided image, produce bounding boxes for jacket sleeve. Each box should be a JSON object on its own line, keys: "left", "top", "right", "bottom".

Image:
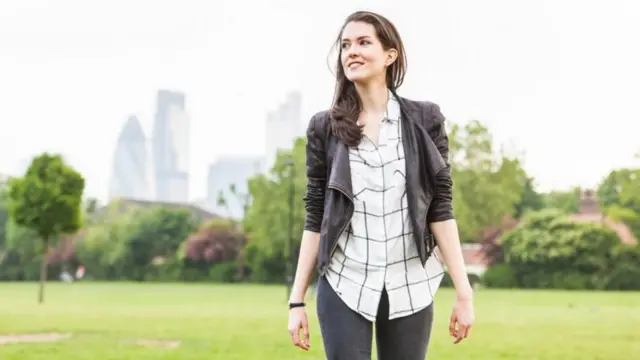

{"left": 426, "top": 103, "right": 455, "bottom": 223}
{"left": 303, "top": 113, "right": 327, "bottom": 233}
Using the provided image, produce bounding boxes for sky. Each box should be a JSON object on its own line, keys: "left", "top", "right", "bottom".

{"left": 0, "top": 0, "right": 638, "bottom": 203}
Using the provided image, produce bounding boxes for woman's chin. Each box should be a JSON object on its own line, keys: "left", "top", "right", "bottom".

{"left": 346, "top": 73, "right": 371, "bottom": 85}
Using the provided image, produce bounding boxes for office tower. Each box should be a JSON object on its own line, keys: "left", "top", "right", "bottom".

{"left": 151, "top": 89, "right": 190, "bottom": 202}
{"left": 108, "top": 115, "right": 151, "bottom": 200}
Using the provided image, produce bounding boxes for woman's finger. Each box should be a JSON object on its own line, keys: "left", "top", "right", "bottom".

{"left": 290, "top": 326, "right": 301, "bottom": 347}
{"left": 449, "top": 313, "right": 457, "bottom": 337}
{"left": 302, "top": 321, "right": 311, "bottom": 350}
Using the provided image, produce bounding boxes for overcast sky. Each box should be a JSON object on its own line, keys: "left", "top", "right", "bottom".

{"left": 0, "top": 0, "right": 638, "bottom": 202}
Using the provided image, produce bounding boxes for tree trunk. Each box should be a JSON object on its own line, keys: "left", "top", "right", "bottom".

{"left": 38, "top": 237, "right": 49, "bottom": 304}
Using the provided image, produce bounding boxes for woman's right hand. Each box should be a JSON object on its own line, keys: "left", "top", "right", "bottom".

{"left": 287, "top": 307, "right": 310, "bottom": 351}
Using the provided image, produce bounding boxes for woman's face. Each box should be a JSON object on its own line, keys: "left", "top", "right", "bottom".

{"left": 340, "top": 21, "right": 395, "bottom": 85}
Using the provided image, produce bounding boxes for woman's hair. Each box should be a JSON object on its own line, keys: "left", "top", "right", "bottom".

{"left": 329, "top": 11, "right": 407, "bottom": 147}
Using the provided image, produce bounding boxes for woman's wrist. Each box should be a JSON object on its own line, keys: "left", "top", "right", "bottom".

{"left": 455, "top": 284, "right": 473, "bottom": 301}
{"left": 289, "top": 287, "right": 306, "bottom": 303}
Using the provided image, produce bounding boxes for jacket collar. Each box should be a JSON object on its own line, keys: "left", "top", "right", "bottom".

{"left": 328, "top": 91, "right": 421, "bottom": 200}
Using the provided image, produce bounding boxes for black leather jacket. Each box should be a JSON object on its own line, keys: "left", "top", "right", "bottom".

{"left": 303, "top": 94, "right": 455, "bottom": 276}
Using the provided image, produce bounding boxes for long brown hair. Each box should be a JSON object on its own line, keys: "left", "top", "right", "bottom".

{"left": 329, "top": 11, "right": 407, "bottom": 147}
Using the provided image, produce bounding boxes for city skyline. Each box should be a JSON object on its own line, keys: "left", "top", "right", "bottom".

{"left": 1, "top": 0, "right": 638, "bottom": 203}
{"left": 106, "top": 88, "right": 303, "bottom": 213}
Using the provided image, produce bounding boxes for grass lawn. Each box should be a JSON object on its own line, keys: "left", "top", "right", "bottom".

{"left": 0, "top": 282, "right": 638, "bottom": 359}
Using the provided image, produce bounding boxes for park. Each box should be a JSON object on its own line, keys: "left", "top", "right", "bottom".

{"left": 1, "top": 282, "right": 638, "bottom": 359}
{"left": 1, "top": 123, "right": 639, "bottom": 359}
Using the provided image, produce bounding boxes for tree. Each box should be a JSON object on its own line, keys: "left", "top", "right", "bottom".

{"left": 514, "top": 177, "right": 544, "bottom": 218}
{"left": 216, "top": 183, "right": 252, "bottom": 280}
{"left": 243, "top": 139, "right": 307, "bottom": 282}
{"left": 7, "top": 153, "right": 85, "bottom": 303}
{"left": 73, "top": 202, "right": 144, "bottom": 280}
{"left": 0, "top": 183, "right": 8, "bottom": 252}
{"left": 597, "top": 167, "right": 640, "bottom": 239}
{"left": 541, "top": 187, "right": 582, "bottom": 214}
{"left": 124, "top": 207, "right": 199, "bottom": 281}
{"left": 447, "top": 120, "right": 527, "bottom": 241}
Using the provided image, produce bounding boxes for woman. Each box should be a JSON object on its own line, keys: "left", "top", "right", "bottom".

{"left": 287, "top": 10, "right": 475, "bottom": 360}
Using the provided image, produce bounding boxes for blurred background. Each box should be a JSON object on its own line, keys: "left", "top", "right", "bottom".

{"left": 0, "top": 0, "right": 639, "bottom": 359}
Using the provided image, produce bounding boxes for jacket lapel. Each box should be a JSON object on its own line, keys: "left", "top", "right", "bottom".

{"left": 396, "top": 95, "right": 446, "bottom": 182}
{"left": 328, "top": 139, "right": 354, "bottom": 200}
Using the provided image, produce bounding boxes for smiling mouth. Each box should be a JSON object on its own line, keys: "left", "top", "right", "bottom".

{"left": 348, "top": 62, "right": 364, "bottom": 70}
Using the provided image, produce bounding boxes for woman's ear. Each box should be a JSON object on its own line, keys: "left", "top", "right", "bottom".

{"left": 386, "top": 49, "right": 398, "bottom": 67}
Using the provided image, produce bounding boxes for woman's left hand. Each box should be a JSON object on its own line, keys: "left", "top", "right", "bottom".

{"left": 449, "top": 295, "right": 474, "bottom": 344}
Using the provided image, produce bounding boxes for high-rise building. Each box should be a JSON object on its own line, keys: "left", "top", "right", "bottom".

{"left": 206, "top": 156, "right": 264, "bottom": 219}
{"left": 108, "top": 115, "right": 151, "bottom": 200}
{"left": 152, "top": 89, "right": 190, "bottom": 203}
{"left": 264, "top": 91, "right": 303, "bottom": 172}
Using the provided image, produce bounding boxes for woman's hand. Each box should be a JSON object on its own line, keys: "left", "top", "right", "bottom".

{"left": 449, "top": 295, "right": 474, "bottom": 344}
{"left": 288, "top": 307, "right": 310, "bottom": 351}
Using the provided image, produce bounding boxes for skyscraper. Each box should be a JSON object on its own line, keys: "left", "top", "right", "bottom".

{"left": 108, "top": 115, "right": 151, "bottom": 200}
{"left": 206, "top": 156, "right": 264, "bottom": 219}
{"left": 152, "top": 89, "right": 190, "bottom": 203}
{"left": 264, "top": 91, "right": 303, "bottom": 172}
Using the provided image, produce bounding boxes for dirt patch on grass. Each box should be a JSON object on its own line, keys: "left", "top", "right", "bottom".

{"left": 126, "top": 339, "right": 181, "bottom": 349}
{"left": 0, "top": 333, "right": 72, "bottom": 345}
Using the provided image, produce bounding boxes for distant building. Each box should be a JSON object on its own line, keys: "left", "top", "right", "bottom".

{"left": 206, "top": 156, "right": 264, "bottom": 219}
{"left": 264, "top": 91, "right": 303, "bottom": 172}
{"left": 108, "top": 115, "right": 151, "bottom": 201}
{"left": 152, "top": 89, "right": 190, "bottom": 203}
{"left": 567, "top": 189, "right": 637, "bottom": 245}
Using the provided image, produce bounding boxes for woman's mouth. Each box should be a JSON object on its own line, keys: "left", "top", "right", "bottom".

{"left": 348, "top": 61, "right": 364, "bottom": 70}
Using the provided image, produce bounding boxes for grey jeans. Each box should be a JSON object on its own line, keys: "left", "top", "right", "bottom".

{"left": 316, "top": 275, "right": 434, "bottom": 360}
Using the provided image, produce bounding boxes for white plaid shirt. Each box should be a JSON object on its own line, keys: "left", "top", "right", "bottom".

{"left": 324, "top": 94, "right": 445, "bottom": 321}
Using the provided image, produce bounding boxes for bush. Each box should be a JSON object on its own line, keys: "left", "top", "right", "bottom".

{"left": 499, "top": 208, "right": 624, "bottom": 290}
{"left": 482, "top": 263, "right": 518, "bottom": 288}
{"left": 605, "top": 245, "right": 640, "bottom": 290}
{"left": 209, "top": 261, "right": 238, "bottom": 282}
{"left": 549, "top": 272, "right": 594, "bottom": 290}
{"left": 182, "top": 219, "right": 244, "bottom": 264}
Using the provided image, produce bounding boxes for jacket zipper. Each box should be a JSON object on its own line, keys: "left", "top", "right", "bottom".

{"left": 322, "top": 184, "right": 354, "bottom": 274}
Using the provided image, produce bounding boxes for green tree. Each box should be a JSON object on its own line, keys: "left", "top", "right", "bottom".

{"left": 514, "top": 177, "right": 544, "bottom": 218}
{"left": 447, "top": 120, "right": 527, "bottom": 241}
{"left": 75, "top": 204, "right": 199, "bottom": 281}
{"left": 7, "top": 153, "right": 85, "bottom": 303}
{"left": 541, "top": 187, "right": 582, "bottom": 214}
{"left": 74, "top": 202, "right": 145, "bottom": 280}
{"left": 217, "top": 183, "right": 252, "bottom": 280}
{"left": 0, "top": 184, "right": 11, "bottom": 274}
{"left": 125, "top": 207, "right": 199, "bottom": 281}
{"left": 0, "top": 182, "right": 8, "bottom": 252}
{"left": 243, "top": 139, "right": 306, "bottom": 283}
{"left": 597, "top": 168, "right": 640, "bottom": 239}
{"left": 1, "top": 220, "right": 42, "bottom": 281}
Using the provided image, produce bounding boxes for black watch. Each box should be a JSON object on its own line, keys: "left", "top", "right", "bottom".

{"left": 289, "top": 302, "right": 305, "bottom": 309}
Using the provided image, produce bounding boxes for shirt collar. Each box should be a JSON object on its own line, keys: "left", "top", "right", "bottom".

{"left": 383, "top": 91, "right": 401, "bottom": 122}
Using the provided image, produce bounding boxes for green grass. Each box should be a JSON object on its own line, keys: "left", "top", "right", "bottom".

{"left": 0, "top": 282, "right": 638, "bottom": 359}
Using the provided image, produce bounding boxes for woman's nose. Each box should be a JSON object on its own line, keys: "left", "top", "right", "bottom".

{"left": 345, "top": 44, "right": 360, "bottom": 58}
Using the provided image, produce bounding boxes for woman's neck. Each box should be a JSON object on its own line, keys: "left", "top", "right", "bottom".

{"left": 355, "top": 81, "right": 388, "bottom": 115}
